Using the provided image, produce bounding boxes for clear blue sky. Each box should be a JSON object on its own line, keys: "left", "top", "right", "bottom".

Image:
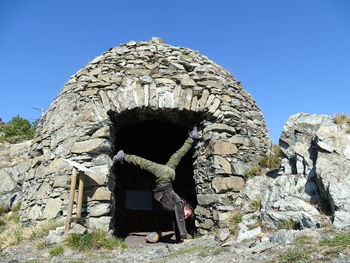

{"left": 1, "top": 0, "right": 349, "bottom": 143}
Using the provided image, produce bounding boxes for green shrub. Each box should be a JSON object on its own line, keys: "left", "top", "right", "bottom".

{"left": 0, "top": 115, "right": 38, "bottom": 143}
{"left": 49, "top": 246, "right": 64, "bottom": 256}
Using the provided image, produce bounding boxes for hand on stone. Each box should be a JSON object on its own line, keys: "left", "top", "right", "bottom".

{"left": 113, "top": 150, "right": 125, "bottom": 163}
{"left": 188, "top": 126, "right": 199, "bottom": 140}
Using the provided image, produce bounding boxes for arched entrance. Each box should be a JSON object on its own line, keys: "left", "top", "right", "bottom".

{"left": 110, "top": 110, "right": 200, "bottom": 238}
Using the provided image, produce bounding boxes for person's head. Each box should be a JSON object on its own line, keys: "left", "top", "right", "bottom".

{"left": 183, "top": 201, "right": 194, "bottom": 220}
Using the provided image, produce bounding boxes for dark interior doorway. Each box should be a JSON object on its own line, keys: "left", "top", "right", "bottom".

{"left": 113, "top": 119, "right": 198, "bottom": 238}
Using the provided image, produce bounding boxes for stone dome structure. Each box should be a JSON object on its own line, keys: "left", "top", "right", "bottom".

{"left": 21, "top": 37, "right": 271, "bottom": 235}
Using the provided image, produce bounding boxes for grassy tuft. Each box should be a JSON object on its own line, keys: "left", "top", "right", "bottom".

{"left": 243, "top": 145, "right": 282, "bottom": 180}
{"left": 229, "top": 213, "right": 243, "bottom": 235}
{"left": 294, "top": 234, "right": 314, "bottom": 245}
{"left": 65, "top": 230, "right": 127, "bottom": 251}
{"left": 279, "top": 246, "right": 313, "bottom": 263}
{"left": 49, "top": 246, "right": 64, "bottom": 257}
{"left": 243, "top": 164, "right": 262, "bottom": 180}
{"left": 11, "top": 203, "right": 21, "bottom": 212}
{"left": 333, "top": 113, "right": 350, "bottom": 125}
{"left": 277, "top": 219, "right": 298, "bottom": 230}
{"left": 0, "top": 206, "right": 9, "bottom": 217}
{"left": 249, "top": 199, "right": 262, "bottom": 212}
{"left": 247, "top": 221, "right": 262, "bottom": 230}
{"left": 6, "top": 214, "right": 20, "bottom": 223}
{"left": 0, "top": 219, "right": 5, "bottom": 228}
{"left": 319, "top": 232, "right": 350, "bottom": 249}
{"left": 259, "top": 145, "right": 282, "bottom": 169}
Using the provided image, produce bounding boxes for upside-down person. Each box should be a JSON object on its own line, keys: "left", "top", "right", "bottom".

{"left": 113, "top": 126, "right": 199, "bottom": 243}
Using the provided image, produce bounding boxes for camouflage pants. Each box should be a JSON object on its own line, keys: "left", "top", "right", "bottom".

{"left": 124, "top": 137, "right": 194, "bottom": 186}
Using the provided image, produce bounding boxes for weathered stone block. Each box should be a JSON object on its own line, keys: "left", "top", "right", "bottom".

{"left": 92, "top": 126, "right": 111, "bottom": 139}
{"left": 206, "top": 140, "right": 238, "bottom": 155}
{"left": 212, "top": 176, "right": 244, "bottom": 193}
{"left": 196, "top": 218, "right": 214, "bottom": 230}
{"left": 87, "top": 216, "right": 111, "bottom": 231}
{"left": 203, "top": 124, "right": 236, "bottom": 135}
{"left": 53, "top": 175, "right": 68, "bottom": 188}
{"left": 208, "top": 98, "right": 221, "bottom": 113}
{"left": 28, "top": 205, "right": 42, "bottom": 220}
{"left": 181, "top": 78, "right": 196, "bottom": 87}
{"left": 85, "top": 165, "right": 109, "bottom": 186}
{"left": 43, "top": 198, "right": 62, "bottom": 219}
{"left": 197, "top": 89, "right": 209, "bottom": 110}
{"left": 89, "top": 203, "right": 111, "bottom": 217}
{"left": 212, "top": 156, "right": 232, "bottom": 174}
{"left": 218, "top": 211, "right": 233, "bottom": 223}
{"left": 197, "top": 194, "right": 229, "bottom": 206}
{"left": 194, "top": 206, "right": 211, "bottom": 218}
{"left": 87, "top": 187, "right": 111, "bottom": 201}
{"left": 229, "top": 135, "right": 244, "bottom": 145}
{"left": 45, "top": 159, "right": 69, "bottom": 175}
{"left": 70, "top": 139, "right": 112, "bottom": 154}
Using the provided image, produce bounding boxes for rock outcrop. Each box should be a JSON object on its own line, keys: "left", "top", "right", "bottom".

{"left": 0, "top": 140, "right": 32, "bottom": 209}
{"left": 240, "top": 113, "right": 350, "bottom": 241}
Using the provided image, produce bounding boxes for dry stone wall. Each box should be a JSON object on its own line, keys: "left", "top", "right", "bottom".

{"left": 20, "top": 37, "right": 271, "bottom": 233}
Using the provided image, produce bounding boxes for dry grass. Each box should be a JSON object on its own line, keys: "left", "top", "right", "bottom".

{"left": 249, "top": 199, "right": 262, "bottom": 212}
{"left": 243, "top": 145, "right": 282, "bottom": 180}
{"left": 229, "top": 213, "right": 243, "bottom": 235}
{"left": 0, "top": 217, "right": 64, "bottom": 251}
{"left": 334, "top": 113, "right": 350, "bottom": 134}
{"left": 277, "top": 219, "right": 299, "bottom": 230}
{"left": 333, "top": 113, "right": 350, "bottom": 125}
{"left": 243, "top": 164, "right": 262, "bottom": 180}
{"left": 259, "top": 145, "right": 282, "bottom": 170}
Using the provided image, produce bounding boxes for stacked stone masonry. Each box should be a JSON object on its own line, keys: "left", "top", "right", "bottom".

{"left": 20, "top": 37, "right": 271, "bottom": 233}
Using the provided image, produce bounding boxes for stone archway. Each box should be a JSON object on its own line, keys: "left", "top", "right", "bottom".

{"left": 109, "top": 109, "right": 202, "bottom": 237}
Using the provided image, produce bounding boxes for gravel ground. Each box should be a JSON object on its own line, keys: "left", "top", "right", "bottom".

{"left": 1, "top": 228, "right": 350, "bottom": 263}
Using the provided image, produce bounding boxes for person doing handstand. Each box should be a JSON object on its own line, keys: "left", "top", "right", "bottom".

{"left": 113, "top": 126, "right": 199, "bottom": 243}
